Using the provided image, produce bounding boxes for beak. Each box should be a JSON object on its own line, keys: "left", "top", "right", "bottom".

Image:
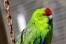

{"left": 48, "top": 15, "right": 53, "bottom": 19}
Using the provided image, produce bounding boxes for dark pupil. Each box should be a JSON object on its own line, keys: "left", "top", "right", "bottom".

{"left": 42, "top": 14, "right": 46, "bottom": 16}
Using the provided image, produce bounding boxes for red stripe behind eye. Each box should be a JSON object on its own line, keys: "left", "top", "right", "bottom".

{"left": 39, "top": 15, "right": 43, "bottom": 17}
{"left": 39, "top": 14, "right": 47, "bottom": 17}
{"left": 45, "top": 8, "right": 52, "bottom": 16}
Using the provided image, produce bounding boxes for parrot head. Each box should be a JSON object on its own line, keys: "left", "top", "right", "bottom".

{"left": 32, "top": 8, "right": 53, "bottom": 23}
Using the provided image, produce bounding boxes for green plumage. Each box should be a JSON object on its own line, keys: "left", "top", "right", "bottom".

{"left": 16, "top": 8, "right": 53, "bottom": 44}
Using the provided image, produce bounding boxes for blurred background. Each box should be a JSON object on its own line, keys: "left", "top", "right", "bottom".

{"left": 0, "top": 0, "right": 66, "bottom": 44}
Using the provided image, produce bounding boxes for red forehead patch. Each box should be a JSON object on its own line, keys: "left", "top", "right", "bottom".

{"left": 45, "top": 8, "right": 52, "bottom": 16}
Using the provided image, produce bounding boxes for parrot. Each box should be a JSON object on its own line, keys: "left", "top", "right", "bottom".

{"left": 16, "top": 8, "right": 53, "bottom": 44}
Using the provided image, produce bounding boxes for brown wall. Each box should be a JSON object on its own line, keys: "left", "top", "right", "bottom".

{"left": 0, "top": 8, "right": 8, "bottom": 44}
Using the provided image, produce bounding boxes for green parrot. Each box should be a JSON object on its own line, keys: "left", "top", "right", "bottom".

{"left": 16, "top": 8, "right": 53, "bottom": 44}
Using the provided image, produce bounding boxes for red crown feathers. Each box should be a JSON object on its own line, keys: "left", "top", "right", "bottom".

{"left": 45, "top": 8, "right": 52, "bottom": 16}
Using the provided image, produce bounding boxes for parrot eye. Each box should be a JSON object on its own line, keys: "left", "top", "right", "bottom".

{"left": 42, "top": 14, "right": 47, "bottom": 16}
